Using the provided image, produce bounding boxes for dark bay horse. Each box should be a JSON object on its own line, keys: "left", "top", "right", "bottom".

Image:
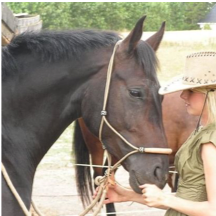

{"left": 74, "top": 87, "right": 198, "bottom": 214}
{"left": 2, "top": 16, "right": 170, "bottom": 215}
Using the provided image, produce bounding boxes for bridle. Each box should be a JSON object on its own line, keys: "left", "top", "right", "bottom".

{"left": 80, "top": 40, "right": 172, "bottom": 215}
{"left": 99, "top": 39, "right": 172, "bottom": 167}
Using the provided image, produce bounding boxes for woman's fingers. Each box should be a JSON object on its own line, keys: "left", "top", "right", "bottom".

{"left": 139, "top": 184, "right": 148, "bottom": 194}
{"left": 92, "top": 186, "right": 100, "bottom": 199}
{"left": 95, "top": 186, "right": 100, "bottom": 192}
{"left": 139, "top": 183, "right": 152, "bottom": 189}
{"left": 103, "top": 198, "right": 112, "bottom": 204}
{"left": 140, "top": 184, "right": 157, "bottom": 193}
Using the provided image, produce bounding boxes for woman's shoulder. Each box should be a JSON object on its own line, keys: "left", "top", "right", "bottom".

{"left": 199, "top": 123, "right": 216, "bottom": 146}
{"left": 192, "top": 124, "right": 216, "bottom": 165}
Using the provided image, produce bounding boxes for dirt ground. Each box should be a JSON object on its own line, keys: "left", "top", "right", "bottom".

{"left": 32, "top": 165, "right": 169, "bottom": 216}
{"left": 32, "top": 130, "right": 170, "bottom": 216}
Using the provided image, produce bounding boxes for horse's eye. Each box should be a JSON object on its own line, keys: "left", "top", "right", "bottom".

{"left": 129, "top": 89, "right": 142, "bottom": 98}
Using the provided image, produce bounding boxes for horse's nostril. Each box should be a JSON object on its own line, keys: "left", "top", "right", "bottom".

{"left": 154, "top": 166, "right": 162, "bottom": 181}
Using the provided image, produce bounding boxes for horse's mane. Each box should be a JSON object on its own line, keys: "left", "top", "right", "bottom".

{"left": 136, "top": 41, "right": 159, "bottom": 81}
{"left": 2, "top": 30, "right": 121, "bottom": 81}
{"left": 2, "top": 46, "right": 19, "bottom": 81}
{"left": 2, "top": 29, "right": 158, "bottom": 81}
{"left": 9, "top": 30, "right": 121, "bottom": 61}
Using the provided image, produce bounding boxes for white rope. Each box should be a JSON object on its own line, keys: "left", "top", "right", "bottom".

{"left": 75, "top": 163, "right": 178, "bottom": 173}
{"left": 1, "top": 163, "right": 31, "bottom": 216}
{"left": 2, "top": 163, "right": 44, "bottom": 216}
{"left": 75, "top": 164, "right": 110, "bottom": 168}
{"left": 99, "top": 40, "right": 122, "bottom": 142}
{"left": 169, "top": 170, "right": 178, "bottom": 174}
{"left": 169, "top": 165, "right": 175, "bottom": 168}
{"left": 31, "top": 200, "right": 45, "bottom": 216}
{"left": 75, "top": 163, "right": 176, "bottom": 169}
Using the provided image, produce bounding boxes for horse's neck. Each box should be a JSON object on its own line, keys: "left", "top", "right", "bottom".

{"left": 2, "top": 48, "right": 110, "bottom": 179}
{"left": 2, "top": 68, "right": 74, "bottom": 163}
{"left": 2, "top": 69, "right": 72, "bottom": 205}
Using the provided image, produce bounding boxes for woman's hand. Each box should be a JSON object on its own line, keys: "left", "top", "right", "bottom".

{"left": 139, "top": 184, "right": 169, "bottom": 209}
{"left": 93, "top": 183, "right": 134, "bottom": 204}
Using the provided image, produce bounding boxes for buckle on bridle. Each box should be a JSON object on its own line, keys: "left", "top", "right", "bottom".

{"left": 101, "top": 110, "right": 107, "bottom": 116}
{"left": 138, "top": 147, "right": 145, "bottom": 153}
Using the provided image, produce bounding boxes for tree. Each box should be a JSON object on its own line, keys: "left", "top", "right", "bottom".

{"left": 183, "top": 2, "right": 212, "bottom": 30}
{"left": 6, "top": 2, "right": 214, "bottom": 31}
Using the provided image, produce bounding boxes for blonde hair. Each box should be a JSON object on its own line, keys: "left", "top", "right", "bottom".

{"left": 193, "top": 86, "right": 216, "bottom": 125}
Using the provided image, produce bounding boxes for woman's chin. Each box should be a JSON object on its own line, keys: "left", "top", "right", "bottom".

{"left": 186, "top": 107, "right": 199, "bottom": 116}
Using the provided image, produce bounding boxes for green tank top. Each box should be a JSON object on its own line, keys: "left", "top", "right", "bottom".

{"left": 165, "top": 123, "right": 216, "bottom": 216}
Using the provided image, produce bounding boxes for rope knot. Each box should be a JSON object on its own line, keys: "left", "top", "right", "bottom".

{"left": 94, "top": 176, "right": 104, "bottom": 186}
{"left": 138, "top": 147, "right": 145, "bottom": 153}
{"left": 104, "top": 169, "right": 112, "bottom": 177}
{"left": 101, "top": 110, "right": 107, "bottom": 116}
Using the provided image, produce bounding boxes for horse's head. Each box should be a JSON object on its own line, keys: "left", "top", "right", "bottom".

{"left": 82, "top": 16, "right": 169, "bottom": 193}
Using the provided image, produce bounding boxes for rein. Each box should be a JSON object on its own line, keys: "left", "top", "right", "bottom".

{"left": 79, "top": 40, "right": 172, "bottom": 215}
{"left": 1, "top": 163, "right": 44, "bottom": 216}
{"left": 1, "top": 163, "right": 32, "bottom": 216}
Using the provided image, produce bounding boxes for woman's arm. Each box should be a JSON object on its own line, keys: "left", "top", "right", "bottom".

{"left": 141, "top": 142, "right": 216, "bottom": 216}
{"left": 95, "top": 143, "right": 216, "bottom": 216}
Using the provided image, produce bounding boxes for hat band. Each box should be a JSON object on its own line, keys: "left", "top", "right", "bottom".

{"left": 182, "top": 76, "right": 216, "bottom": 85}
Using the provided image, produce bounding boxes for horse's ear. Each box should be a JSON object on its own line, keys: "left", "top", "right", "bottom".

{"left": 146, "top": 21, "right": 165, "bottom": 51}
{"left": 120, "top": 16, "right": 146, "bottom": 54}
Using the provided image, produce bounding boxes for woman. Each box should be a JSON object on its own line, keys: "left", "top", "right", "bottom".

{"left": 93, "top": 51, "right": 216, "bottom": 216}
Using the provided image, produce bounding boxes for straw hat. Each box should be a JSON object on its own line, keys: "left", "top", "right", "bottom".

{"left": 159, "top": 51, "right": 216, "bottom": 95}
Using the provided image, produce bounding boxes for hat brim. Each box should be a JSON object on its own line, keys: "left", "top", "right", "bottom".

{"left": 159, "top": 75, "right": 216, "bottom": 95}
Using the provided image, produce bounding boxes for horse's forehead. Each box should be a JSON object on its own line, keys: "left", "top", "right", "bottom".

{"left": 114, "top": 54, "right": 143, "bottom": 72}
{"left": 125, "top": 77, "right": 159, "bottom": 89}
{"left": 115, "top": 45, "right": 156, "bottom": 73}
{"left": 114, "top": 61, "right": 151, "bottom": 81}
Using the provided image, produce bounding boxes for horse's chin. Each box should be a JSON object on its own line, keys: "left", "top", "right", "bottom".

{"left": 129, "top": 176, "right": 143, "bottom": 194}
{"left": 129, "top": 173, "right": 166, "bottom": 194}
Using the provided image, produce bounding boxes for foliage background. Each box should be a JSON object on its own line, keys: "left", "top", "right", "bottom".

{"left": 6, "top": 2, "right": 214, "bottom": 31}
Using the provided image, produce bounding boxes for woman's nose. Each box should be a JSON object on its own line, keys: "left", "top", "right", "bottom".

{"left": 180, "top": 90, "right": 188, "bottom": 100}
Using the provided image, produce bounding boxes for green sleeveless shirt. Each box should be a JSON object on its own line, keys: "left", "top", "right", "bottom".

{"left": 165, "top": 123, "right": 216, "bottom": 216}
